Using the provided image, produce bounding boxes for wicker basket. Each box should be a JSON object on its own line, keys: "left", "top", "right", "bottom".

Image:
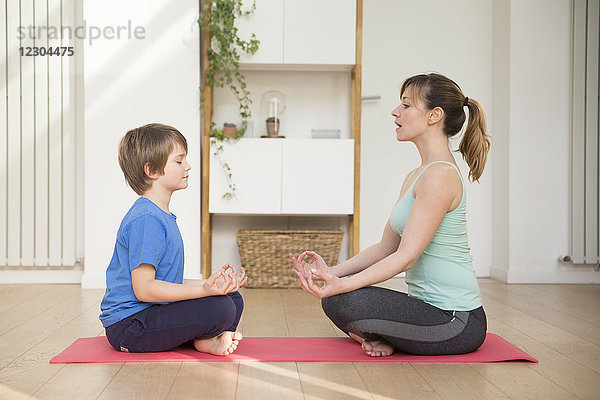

{"left": 236, "top": 229, "right": 344, "bottom": 288}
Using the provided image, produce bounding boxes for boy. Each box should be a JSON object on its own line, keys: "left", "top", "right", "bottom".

{"left": 100, "top": 123, "right": 246, "bottom": 355}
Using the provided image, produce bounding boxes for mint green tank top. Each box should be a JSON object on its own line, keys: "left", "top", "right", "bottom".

{"left": 390, "top": 161, "right": 482, "bottom": 311}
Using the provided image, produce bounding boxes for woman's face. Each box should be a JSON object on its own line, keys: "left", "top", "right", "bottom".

{"left": 390, "top": 89, "right": 430, "bottom": 142}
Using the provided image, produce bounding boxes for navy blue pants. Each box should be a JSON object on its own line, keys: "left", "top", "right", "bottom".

{"left": 105, "top": 291, "right": 244, "bottom": 353}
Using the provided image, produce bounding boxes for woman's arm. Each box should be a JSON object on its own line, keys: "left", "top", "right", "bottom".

{"left": 295, "top": 165, "right": 458, "bottom": 298}
{"left": 326, "top": 169, "right": 419, "bottom": 277}
{"left": 132, "top": 264, "right": 246, "bottom": 302}
{"left": 290, "top": 221, "right": 400, "bottom": 280}
{"left": 329, "top": 220, "right": 401, "bottom": 277}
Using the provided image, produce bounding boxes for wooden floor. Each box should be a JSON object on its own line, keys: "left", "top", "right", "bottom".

{"left": 0, "top": 279, "right": 599, "bottom": 399}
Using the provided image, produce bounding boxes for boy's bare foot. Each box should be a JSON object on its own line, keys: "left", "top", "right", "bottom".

{"left": 361, "top": 339, "right": 395, "bottom": 357}
{"left": 193, "top": 331, "right": 243, "bottom": 356}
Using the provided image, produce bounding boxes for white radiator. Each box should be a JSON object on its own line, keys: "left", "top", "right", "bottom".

{"left": 1, "top": 0, "right": 78, "bottom": 267}
{"left": 572, "top": 0, "right": 600, "bottom": 265}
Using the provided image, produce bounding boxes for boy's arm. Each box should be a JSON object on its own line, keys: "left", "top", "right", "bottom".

{"left": 183, "top": 278, "right": 207, "bottom": 286}
{"left": 132, "top": 264, "right": 237, "bottom": 302}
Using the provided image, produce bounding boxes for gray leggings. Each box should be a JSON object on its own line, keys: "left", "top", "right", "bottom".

{"left": 322, "top": 286, "right": 487, "bottom": 355}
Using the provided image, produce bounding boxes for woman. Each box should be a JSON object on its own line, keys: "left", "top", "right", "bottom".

{"left": 290, "top": 73, "right": 490, "bottom": 357}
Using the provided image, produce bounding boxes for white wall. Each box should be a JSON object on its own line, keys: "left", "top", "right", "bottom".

{"left": 508, "top": 0, "right": 571, "bottom": 280}
{"left": 491, "top": 0, "right": 511, "bottom": 281}
{"left": 492, "top": 0, "right": 600, "bottom": 283}
{"left": 82, "top": 0, "right": 201, "bottom": 288}
{"left": 361, "top": 0, "right": 494, "bottom": 277}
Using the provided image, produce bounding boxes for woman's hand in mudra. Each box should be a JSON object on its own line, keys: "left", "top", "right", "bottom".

{"left": 292, "top": 263, "right": 344, "bottom": 299}
{"left": 289, "top": 251, "right": 329, "bottom": 281}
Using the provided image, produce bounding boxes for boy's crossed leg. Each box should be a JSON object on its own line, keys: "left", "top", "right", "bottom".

{"left": 106, "top": 291, "right": 244, "bottom": 354}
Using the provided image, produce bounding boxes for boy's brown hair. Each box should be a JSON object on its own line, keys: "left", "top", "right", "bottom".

{"left": 118, "top": 123, "right": 188, "bottom": 195}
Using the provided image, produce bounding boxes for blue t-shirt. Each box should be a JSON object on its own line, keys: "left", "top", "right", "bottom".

{"left": 99, "top": 197, "right": 185, "bottom": 327}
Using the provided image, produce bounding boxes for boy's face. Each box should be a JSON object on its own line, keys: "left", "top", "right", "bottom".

{"left": 155, "top": 143, "right": 191, "bottom": 193}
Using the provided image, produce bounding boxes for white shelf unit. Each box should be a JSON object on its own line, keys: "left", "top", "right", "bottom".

{"left": 209, "top": 138, "right": 355, "bottom": 215}
{"left": 236, "top": 0, "right": 356, "bottom": 66}
{"left": 201, "top": 0, "right": 362, "bottom": 276}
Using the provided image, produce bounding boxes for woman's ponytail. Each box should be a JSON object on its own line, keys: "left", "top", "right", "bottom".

{"left": 458, "top": 98, "right": 490, "bottom": 182}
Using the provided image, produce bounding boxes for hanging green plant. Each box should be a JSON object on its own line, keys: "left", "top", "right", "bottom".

{"left": 211, "top": 140, "right": 236, "bottom": 200}
{"left": 199, "top": 0, "right": 259, "bottom": 132}
{"left": 199, "top": 0, "right": 259, "bottom": 199}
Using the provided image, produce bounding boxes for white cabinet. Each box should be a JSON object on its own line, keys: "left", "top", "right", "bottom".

{"left": 209, "top": 139, "right": 354, "bottom": 214}
{"left": 284, "top": 0, "right": 356, "bottom": 65}
{"left": 236, "top": 0, "right": 284, "bottom": 64}
{"left": 281, "top": 139, "right": 354, "bottom": 214}
{"left": 209, "top": 139, "right": 281, "bottom": 214}
{"left": 236, "top": 0, "right": 356, "bottom": 65}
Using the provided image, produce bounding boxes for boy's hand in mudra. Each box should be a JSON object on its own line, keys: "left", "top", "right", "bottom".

{"left": 203, "top": 264, "right": 247, "bottom": 295}
{"left": 289, "top": 251, "right": 329, "bottom": 281}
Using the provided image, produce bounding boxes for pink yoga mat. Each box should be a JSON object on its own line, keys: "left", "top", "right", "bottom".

{"left": 50, "top": 334, "right": 537, "bottom": 364}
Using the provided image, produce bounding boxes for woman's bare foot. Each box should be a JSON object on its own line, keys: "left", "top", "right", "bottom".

{"left": 348, "top": 332, "right": 365, "bottom": 344}
{"left": 193, "top": 331, "right": 243, "bottom": 356}
{"left": 361, "top": 339, "right": 395, "bottom": 357}
{"left": 349, "top": 332, "right": 394, "bottom": 357}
